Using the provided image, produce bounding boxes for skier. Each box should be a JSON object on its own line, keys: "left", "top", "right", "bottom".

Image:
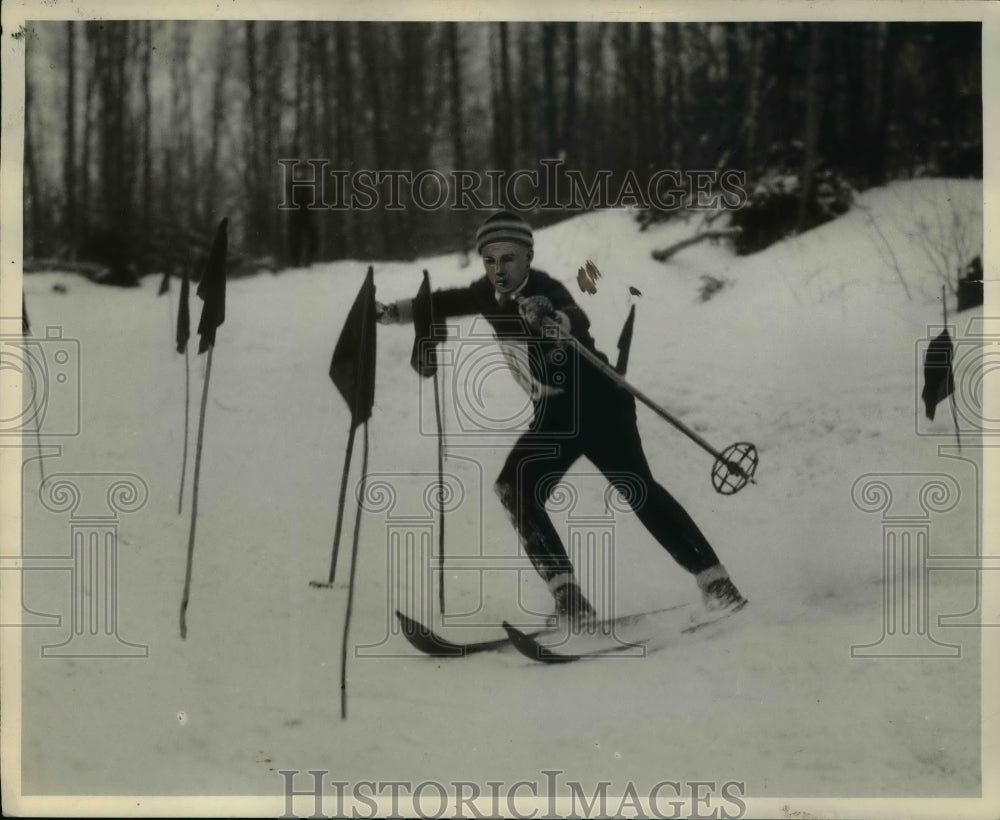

{"left": 376, "top": 210, "right": 747, "bottom": 625}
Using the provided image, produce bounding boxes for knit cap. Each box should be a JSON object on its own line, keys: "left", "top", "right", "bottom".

{"left": 475, "top": 210, "right": 534, "bottom": 254}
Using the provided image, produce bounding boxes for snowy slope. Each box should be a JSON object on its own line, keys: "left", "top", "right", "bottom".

{"left": 14, "top": 180, "right": 988, "bottom": 808}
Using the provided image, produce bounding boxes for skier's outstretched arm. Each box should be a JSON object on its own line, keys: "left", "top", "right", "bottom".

{"left": 376, "top": 278, "right": 493, "bottom": 326}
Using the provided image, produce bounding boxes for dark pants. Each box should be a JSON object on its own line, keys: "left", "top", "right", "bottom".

{"left": 495, "top": 383, "right": 720, "bottom": 584}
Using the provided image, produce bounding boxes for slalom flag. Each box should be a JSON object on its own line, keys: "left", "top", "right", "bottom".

{"left": 176, "top": 267, "right": 191, "bottom": 354}
{"left": 158, "top": 271, "right": 171, "bottom": 296}
{"left": 180, "top": 217, "right": 229, "bottom": 640}
{"left": 409, "top": 270, "right": 447, "bottom": 613}
{"left": 315, "top": 266, "right": 378, "bottom": 587}
{"left": 197, "top": 218, "right": 228, "bottom": 354}
{"left": 329, "top": 266, "right": 377, "bottom": 425}
{"left": 318, "top": 266, "right": 378, "bottom": 718}
{"left": 409, "top": 271, "right": 437, "bottom": 377}
{"left": 922, "top": 330, "right": 955, "bottom": 421}
{"left": 615, "top": 303, "right": 636, "bottom": 375}
{"left": 22, "top": 294, "right": 30, "bottom": 335}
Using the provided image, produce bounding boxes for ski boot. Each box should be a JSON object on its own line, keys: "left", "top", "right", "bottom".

{"left": 552, "top": 580, "right": 597, "bottom": 631}
{"left": 696, "top": 564, "right": 748, "bottom": 616}
{"left": 702, "top": 577, "right": 748, "bottom": 613}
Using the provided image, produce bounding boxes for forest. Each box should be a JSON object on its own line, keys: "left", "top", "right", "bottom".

{"left": 23, "top": 21, "right": 982, "bottom": 284}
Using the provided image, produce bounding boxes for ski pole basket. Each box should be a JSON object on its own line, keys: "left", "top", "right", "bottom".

{"left": 711, "top": 442, "right": 759, "bottom": 495}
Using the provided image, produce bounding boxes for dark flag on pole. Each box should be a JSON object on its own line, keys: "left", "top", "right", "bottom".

{"left": 329, "top": 266, "right": 377, "bottom": 425}
{"left": 158, "top": 271, "right": 171, "bottom": 296}
{"left": 409, "top": 271, "right": 438, "bottom": 377}
{"left": 315, "top": 265, "right": 378, "bottom": 587}
{"left": 316, "top": 266, "right": 379, "bottom": 718}
{"left": 179, "top": 216, "right": 229, "bottom": 639}
{"left": 176, "top": 267, "right": 191, "bottom": 354}
{"left": 922, "top": 329, "right": 955, "bottom": 421}
{"left": 615, "top": 303, "right": 636, "bottom": 375}
{"left": 409, "top": 270, "right": 447, "bottom": 613}
{"left": 197, "top": 218, "right": 228, "bottom": 354}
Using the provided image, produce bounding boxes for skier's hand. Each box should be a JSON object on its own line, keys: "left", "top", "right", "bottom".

{"left": 518, "top": 295, "right": 557, "bottom": 330}
{"left": 375, "top": 301, "right": 400, "bottom": 325}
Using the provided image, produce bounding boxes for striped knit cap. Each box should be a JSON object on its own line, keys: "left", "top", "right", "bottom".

{"left": 475, "top": 210, "right": 534, "bottom": 254}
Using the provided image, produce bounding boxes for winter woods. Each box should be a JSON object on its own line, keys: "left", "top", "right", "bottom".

{"left": 23, "top": 21, "right": 981, "bottom": 277}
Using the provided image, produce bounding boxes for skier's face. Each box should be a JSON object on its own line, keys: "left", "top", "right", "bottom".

{"left": 482, "top": 241, "right": 532, "bottom": 294}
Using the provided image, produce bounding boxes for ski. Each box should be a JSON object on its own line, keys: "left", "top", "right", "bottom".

{"left": 504, "top": 604, "right": 747, "bottom": 664}
{"left": 395, "top": 603, "right": 688, "bottom": 659}
{"left": 681, "top": 603, "right": 746, "bottom": 634}
{"left": 502, "top": 621, "right": 647, "bottom": 664}
{"left": 395, "top": 610, "right": 547, "bottom": 658}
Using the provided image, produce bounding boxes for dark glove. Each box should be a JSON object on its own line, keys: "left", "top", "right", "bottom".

{"left": 518, "top": 295, "right": 556, "bottom": 330}
{"left": 375, "top": 301, "right": 400, "bottom": 325}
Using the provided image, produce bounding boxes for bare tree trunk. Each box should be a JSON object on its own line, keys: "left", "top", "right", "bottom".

{"left": 867, "top": 22, "right": 900, "bottom": 186}
{"left": 358, "top": 23, "right": 389, "bottom": 255}
{"left": 177, "top": 24, "right": 196, "bottom": 225}
{"left": 141, "top": 21, "right": 152, "bottom": 250}
{"left": 636, "top": 22, "right": 655, "bottom": 174}
{"left": 335, "top": 23, "right": 356, "bottom": 257}
{"left": 244, "top": 22, "right": 263, "bottom": 254}
{"left": 293, "top": 21, "right": 308, "bottom": 149}
{"left": 447, "top": 22, "right": 469, "bottom": 257}
{"left": 541, "top": 23, "right": 558, "bottom": 158}
{"left": 743, "top": 22, "right": 763, "bottom": 175}
{"left": 25, "top": 72, "right": 42, "bottom": 257}
{"left": 563, "top": 22, "right": 578, "bottom": 164}
{"left": 722, "top": 23, "right": 744, "bottom": 171}
{"left": 493, "top": 23, "right": 515, "bottom": 172}
{"left": 613, "top": 23, "right": 637, "bottom": 173}
{"left": 669, "top": 25, "right": 684, "bottom": 168}
{"left": 262, "top": 23, "right": 284, "bottom": 256}
{"left": 582, "top": 23, "right": 606, "bottom": 172}
{"left": 81, "top": 25, "right": 98, "bottom": 237}
{"left": 796, "top": 23, "right": 821, "bottom": 233}
{"left": 316, "top": 27, "right": 333, "bottom": 260}
{"left": 205, "top": 23, "right": 230, "bottom": 223}
{"left": 516, "top": 24, "right": 536, "bottom": 168}
{"left": 447, "top": 23, "right": 467, "bottom": 170}
{"left": 64, "top": 22, "right": 77, "bottom": 250}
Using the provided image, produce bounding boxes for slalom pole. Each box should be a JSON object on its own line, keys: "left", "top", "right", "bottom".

{"left": 179, "top": 344, "right": 214, "bottom": 639}
{"left": 318, "top": 421, "right": 358, "bottom": 586}
{"left": 340, "top": 420, "right": 370, "bottom": 719}
{"left": 176, "top": 265, "right": 193, "bottom": 515}
{"left": 178, "top": 343, "right": 190, "bottom": 515}
{"left": 338, "top": 278, "right": 375, "bottom": 717}
{"left": 425, "top": 270, "right": 447, "bottom": 615}
{"left": 313, "top": 270, "right": 375, "bottom": 589}
{"left": 540, "top": 316, "right": 758, "bottom": 494}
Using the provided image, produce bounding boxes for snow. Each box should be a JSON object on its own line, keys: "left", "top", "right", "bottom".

{"left": 10, "top": 179, "right": 994, "bottom": 814}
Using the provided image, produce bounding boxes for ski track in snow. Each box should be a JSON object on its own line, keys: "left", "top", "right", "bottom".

{"left": 17, "top": 179, "right": 983, "bottom": 798}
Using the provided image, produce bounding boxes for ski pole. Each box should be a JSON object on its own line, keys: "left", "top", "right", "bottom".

{"left": 539, "top": 316, "right": 759, "bottom": 495}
